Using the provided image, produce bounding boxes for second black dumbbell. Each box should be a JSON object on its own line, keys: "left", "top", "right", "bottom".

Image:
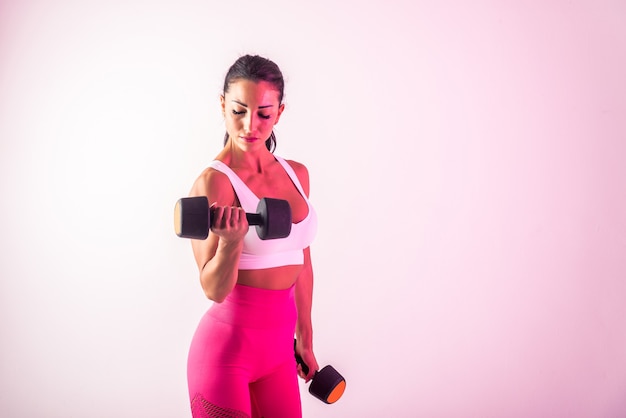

{"left": 295, "top": 340, "right": 346, "bottom": 404}
{"left": 174, "top": 196, "right": 292, "bottom": 240}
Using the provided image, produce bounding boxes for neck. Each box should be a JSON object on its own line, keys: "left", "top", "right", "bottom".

{"left": 218, "top": 140, "right": 275, "bottom": 173}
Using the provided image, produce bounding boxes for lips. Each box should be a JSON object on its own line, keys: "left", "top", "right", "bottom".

{"left": 242, "top": 136, "right": 259, "bottom": 142}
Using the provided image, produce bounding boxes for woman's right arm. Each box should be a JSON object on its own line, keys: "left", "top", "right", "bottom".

{"left": 189, "top": 169, "right": 248, "bottom": 303}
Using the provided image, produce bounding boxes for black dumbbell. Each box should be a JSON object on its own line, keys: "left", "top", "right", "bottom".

{"left": 294, "top": 340, "right": 346, "bottom": 404}
{"left": 174, "top": 196, "right": 292, "bottom": 240}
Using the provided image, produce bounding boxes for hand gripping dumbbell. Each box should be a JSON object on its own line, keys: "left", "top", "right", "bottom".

{"left": 174, "top": 196, "right": 292, "bottom": 240}
{"left": 294, "top": 340, "right": 346, "bottom": 404}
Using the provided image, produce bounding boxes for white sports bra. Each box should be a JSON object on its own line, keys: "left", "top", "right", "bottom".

{"left": 208, "top": 156, "right": 317, "bottom": 270}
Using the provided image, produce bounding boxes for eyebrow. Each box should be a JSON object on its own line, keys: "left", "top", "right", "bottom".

{"left": 231, "top": 100, "right": 274, "bottom": 109}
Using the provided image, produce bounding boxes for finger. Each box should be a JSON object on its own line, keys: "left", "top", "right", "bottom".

{"left": 225, "top": 206, "right": 236, "bottom": 227}
{"left": 237, "top": 207, "right": 247, "bottom": 227}
{"left": 303, "top": 355, "right": 318, "bottom": 382}
{"left": 211, "top": 206, "right": 225, "bottom": 229}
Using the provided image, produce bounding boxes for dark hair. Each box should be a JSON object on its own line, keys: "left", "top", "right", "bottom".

{"left": 222, "top": 55, "right": 285, "bottom": 152}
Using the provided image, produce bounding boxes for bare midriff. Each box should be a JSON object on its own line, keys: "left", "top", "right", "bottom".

{"left": 237, "top": 264, "right": 304, "bottom": 290}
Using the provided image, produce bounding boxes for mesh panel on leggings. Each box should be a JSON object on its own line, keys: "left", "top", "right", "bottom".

{"left": 190, "top": 393, "right": 250, "bottom": 418}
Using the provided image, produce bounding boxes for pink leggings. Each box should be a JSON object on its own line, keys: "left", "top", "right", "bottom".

{"left": 187, "top": 284, "right": 302, "bottom": 418}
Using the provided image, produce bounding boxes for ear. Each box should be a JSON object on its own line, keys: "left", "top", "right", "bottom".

{"left": 220, "top": 95, "right": 226, "bottom": 117}
{"left": 274, "top": 103, "right": 285, "bottom": 125}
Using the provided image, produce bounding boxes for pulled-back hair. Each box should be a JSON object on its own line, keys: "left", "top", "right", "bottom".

{"left": 222, "top": 55, "right": 285, "bottom": 152}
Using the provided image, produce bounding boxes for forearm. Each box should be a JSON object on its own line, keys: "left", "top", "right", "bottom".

{"left": 199, "top": 239, "right": 243, "bottom": 303}
{"left": 295, "top": 248, "right": 314, "bottom": 348}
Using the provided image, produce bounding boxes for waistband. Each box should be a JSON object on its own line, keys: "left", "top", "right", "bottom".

{"left": 208, "top": 283, "right": 296, "bottom": 329}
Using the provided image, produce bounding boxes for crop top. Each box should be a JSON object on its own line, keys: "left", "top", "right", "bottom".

{"left": 208, "top": 156, "right": 317, "bottom": 270}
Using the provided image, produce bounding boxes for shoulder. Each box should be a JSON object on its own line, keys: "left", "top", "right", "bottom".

{"left": 284, "top": 159, "right": 309, "bottom": 178}
{"left": 283, "top": 158, "right": 310, "bottom": 196}
{"left": 189, "top": 165, "right": 236, "bottom": 205}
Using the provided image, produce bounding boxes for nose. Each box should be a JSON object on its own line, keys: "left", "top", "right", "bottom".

{"left": 243, "top": 112, "right": 257, "bottom": 133}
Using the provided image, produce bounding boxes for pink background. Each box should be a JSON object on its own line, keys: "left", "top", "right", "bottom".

{"left": 1, "top": 0, "right": 625, "bottom": 417}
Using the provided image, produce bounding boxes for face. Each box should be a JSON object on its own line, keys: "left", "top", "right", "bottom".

{"left": 221, "top": 79, "right": 284, "bottom": 151}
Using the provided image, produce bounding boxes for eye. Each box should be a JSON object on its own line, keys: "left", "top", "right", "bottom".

{"left": 259, "top": 113, "right": 271, "bottom": 120}
{"left": 232, "top": 109, "right": 245, "bottom": 115}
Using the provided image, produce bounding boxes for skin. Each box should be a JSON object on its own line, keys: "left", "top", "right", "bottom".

{"left": 188, "top": 79, "right": 319, "bottom": 381}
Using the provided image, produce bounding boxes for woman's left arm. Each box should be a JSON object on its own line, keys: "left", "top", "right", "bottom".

{"left": 295, "top": 247, "right": 319, "bottom": 382}
{"left": 290, "top": 160, "right": 320, "bottom": 381}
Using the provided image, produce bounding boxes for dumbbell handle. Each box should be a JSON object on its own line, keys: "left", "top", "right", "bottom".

{"left": 243, "top": 213, "right": 264, "bottom": 227}
{"left": 294, "top": 349, "right": 311, "bottom": 376}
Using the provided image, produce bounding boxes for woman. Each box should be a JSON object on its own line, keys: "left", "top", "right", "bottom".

{"left": 186, "top": 55, "right": 319, "bottom": 418}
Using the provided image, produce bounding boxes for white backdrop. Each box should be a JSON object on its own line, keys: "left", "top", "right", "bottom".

{"left": 1, "top": 1, "right": 625, "bottom": 417}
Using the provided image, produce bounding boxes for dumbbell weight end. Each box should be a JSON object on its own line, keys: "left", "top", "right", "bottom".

{"left": 174, "top": 196, "right": 209, "bottom": 239}
{"left": 251, "top": 197, "right": 291, "bottom": 240}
